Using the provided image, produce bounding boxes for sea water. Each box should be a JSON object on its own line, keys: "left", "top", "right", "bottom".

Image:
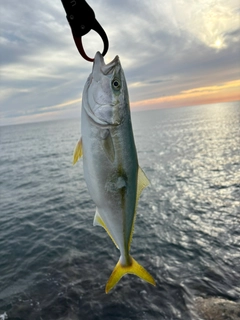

{"left": 0, "top": 101, "right": 239, "bottom": 319}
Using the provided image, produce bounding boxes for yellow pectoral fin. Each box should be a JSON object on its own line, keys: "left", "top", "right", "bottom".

{"left": 105, "top": 256, "right": 156, "bottom": 293}
{"left": 93, "top": 209, "right": 119, "bottom": 249}
{"left": 73, "top": 138, "right": 83, "bottom": 165}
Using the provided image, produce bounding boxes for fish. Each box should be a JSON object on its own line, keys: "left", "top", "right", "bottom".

{"left": 73, "top": 52, "right": 155, "bottom": 293}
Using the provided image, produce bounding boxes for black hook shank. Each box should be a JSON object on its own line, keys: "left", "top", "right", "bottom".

{"left": 61, "top": 0, "right": 109, "bottom": 62}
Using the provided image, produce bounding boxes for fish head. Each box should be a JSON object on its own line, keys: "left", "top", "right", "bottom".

{"left": 83, "top": 52, "right": 129, "bottom": 126}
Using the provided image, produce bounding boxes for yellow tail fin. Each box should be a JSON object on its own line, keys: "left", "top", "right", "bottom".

{"left": 105, "top": 256, "right": 156, "bottom": 293}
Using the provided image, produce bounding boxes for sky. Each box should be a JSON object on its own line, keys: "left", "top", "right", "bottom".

{"left": 0, "top": 0, "right": 240, "bottom": 125}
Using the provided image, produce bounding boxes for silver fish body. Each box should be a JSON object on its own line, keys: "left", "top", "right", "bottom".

{"left": 73, "top": 52, "right": 155, "bottom": 293}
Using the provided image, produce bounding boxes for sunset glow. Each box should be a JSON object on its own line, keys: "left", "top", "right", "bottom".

{"left": 131, "top": 80, "right": 240, "bottom": 110}
{"left": 1, "top": 0, "right": 239, "bottom": 125}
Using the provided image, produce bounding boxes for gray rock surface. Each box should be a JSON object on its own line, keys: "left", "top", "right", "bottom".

{"left": 195, "top": 297, "right": 240, "bottom": 320}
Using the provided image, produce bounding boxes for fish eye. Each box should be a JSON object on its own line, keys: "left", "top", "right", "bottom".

{"left": 112, "top": 78, "right": 121, "bottom": 90}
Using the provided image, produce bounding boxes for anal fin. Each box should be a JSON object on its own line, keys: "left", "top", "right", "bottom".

{"left": 93, "top": 209, "right": 119, "bottom": 249}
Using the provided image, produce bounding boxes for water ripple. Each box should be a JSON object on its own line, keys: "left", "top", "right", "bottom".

{"left": 0, "top": 102, "right": 239, "bottom": 319}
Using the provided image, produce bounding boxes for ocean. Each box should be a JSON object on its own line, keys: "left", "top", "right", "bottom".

{"left": 0, "top": 101, "right": 239, "bottom": 320}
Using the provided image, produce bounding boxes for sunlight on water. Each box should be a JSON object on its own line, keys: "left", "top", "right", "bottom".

{"left": 0, "top": 101, "right": 239, "bottom": 319}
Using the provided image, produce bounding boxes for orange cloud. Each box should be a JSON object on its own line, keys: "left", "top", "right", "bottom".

{"left": 40, "top": 98, "right": 82, "bottom": 111}
{"left": 131, "top": 79, "right": 240, "bottom": 110}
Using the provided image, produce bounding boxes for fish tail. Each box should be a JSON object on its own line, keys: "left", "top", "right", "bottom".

{"left": 105, "top": 256, "right": 156, "bottom": 293}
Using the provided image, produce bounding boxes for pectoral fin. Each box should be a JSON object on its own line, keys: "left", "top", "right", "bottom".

{"left": 93, "top": 209, "right": 119, "bottom": 249}
{"left": 73, "top": 138, "right": 83, "bottom": 164}
{"left": 101, "top": 131, "right": 115, "bottom": 163}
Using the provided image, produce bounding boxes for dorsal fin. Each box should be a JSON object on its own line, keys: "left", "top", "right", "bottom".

{"left": 136, "top": 167, "right": 150, "bottom": 201}
{"left": 128, "top": 167, "right": 150, "bottom": 249}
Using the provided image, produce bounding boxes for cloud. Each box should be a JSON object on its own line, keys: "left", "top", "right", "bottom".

{"left": 40, "top": 98, "right": 82, "bottom": 111}
{"left": 131, "top": 80, "right": 240, "bottom": 110}
{"left": 182, "top": 80, "right": 240, "bottom": 94}
{"left": 0, "top": 0, "right": 239, "bottom": 125}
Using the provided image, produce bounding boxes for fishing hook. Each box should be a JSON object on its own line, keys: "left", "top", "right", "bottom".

{"left": 61, "top": 0, "right": 109, "bottom": 62}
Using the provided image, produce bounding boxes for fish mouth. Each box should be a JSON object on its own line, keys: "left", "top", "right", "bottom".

{"left": 92, "top": 52, "right": 120, "bottom": 80}
{"left": 84, "top": 52, "right": 122, "bottom": 127}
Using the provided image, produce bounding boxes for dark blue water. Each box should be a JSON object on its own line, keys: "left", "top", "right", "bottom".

{"left": 0, "top": 101, "right": 239, "bottom": 320}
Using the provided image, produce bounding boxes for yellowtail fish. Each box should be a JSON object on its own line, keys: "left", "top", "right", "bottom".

{"left": 73, "top": 52, "right": 155, "bottom": 293}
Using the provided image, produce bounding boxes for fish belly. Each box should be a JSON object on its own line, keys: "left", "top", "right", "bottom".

{"left": 81, "top": 106, "right": 138, "bottom": 254}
